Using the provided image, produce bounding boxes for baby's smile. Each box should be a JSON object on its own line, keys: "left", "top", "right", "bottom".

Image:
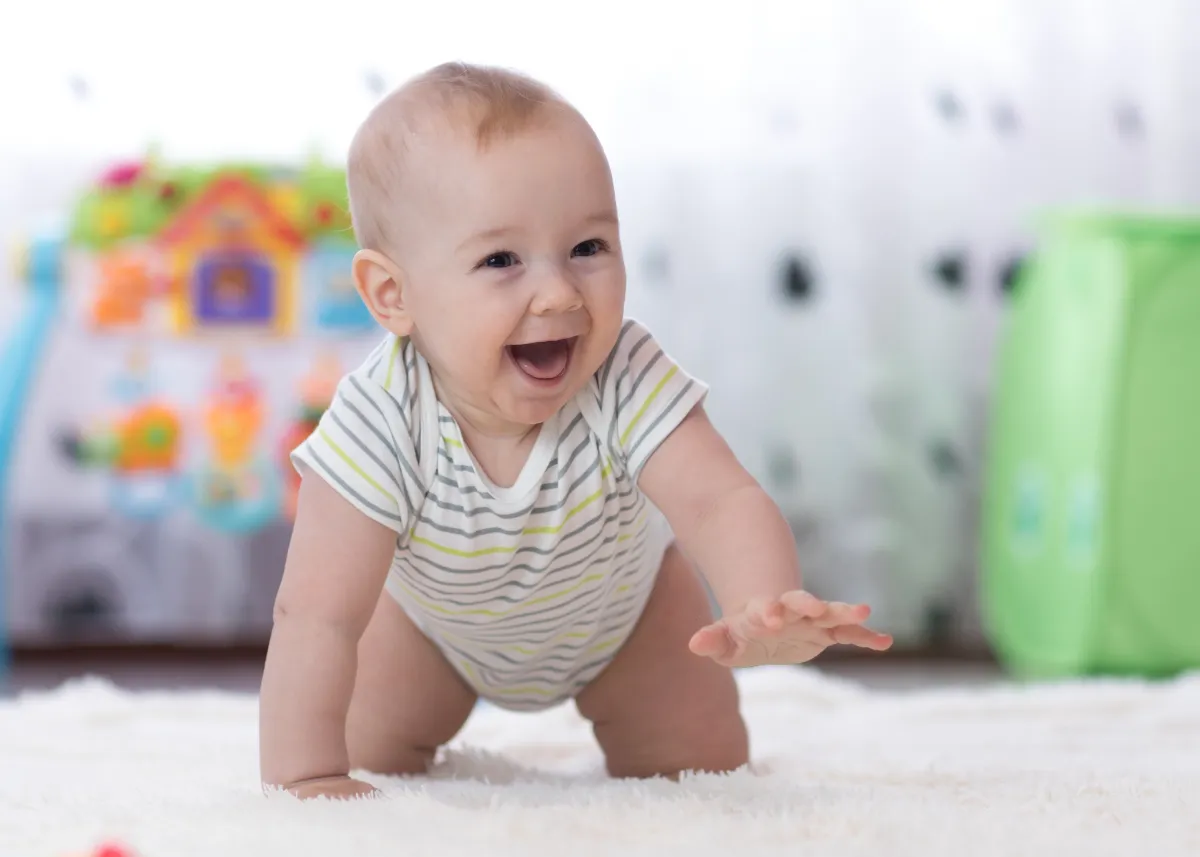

{"left": 506, "top": 337, "right": 578, "bottom": 385}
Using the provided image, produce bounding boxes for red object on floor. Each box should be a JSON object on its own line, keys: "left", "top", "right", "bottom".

{"left": 94, "top": 843, "right": 134, "bottom": 857}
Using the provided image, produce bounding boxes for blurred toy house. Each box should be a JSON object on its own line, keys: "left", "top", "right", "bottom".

{"left": 1, "top": 154, "right": 379, "bottom": 646}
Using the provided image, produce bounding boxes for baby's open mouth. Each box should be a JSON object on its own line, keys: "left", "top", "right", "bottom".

{"left": 507, "top": 338, "right": 576, "bottom": 382}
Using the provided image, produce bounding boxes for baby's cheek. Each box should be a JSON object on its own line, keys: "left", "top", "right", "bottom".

{"left": 444, "top": 297, "right": 508, "bottom": 346}
{"left": 588, "top": 285, "right": 626, "bottom": 330}
{"left": 472, "top": 327, "right": 517, "bottom": 378}
{"left": 589, "top": 300, "right": 626, "bottom": 349}
{"left": 575, "top": 337, "right": 614, "bottom": 382}
{"left": 457, "top": 335, "right": 504, "bottom": 375}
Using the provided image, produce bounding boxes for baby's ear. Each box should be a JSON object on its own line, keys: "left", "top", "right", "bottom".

{"left": 352, "top": 249, "right": 413, "bottom": 336}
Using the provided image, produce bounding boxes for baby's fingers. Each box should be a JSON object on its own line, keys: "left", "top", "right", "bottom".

{"left": 814, "top": 601, "right": 872, "bottom": 628}
{"left": 689, "top": 622, "right": 736, "bottom": 659}
{"left": 758, "top": 598, "right": 787, "bottom": 630}
{"left": 779, "top": 590, "right": 828, "bottom": 622}
{"left": 830, "top": 624, "right": 893, "bottom": 651}
{"left": 779, "top": 592, "right": 873, "bottom": 633}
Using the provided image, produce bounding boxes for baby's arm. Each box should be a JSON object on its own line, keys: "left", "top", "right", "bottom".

{"left": 259, "top": 473, "right": 394, "bottom": 794}
{"left": 639, "top": 405, "right": 892, "bottom": 665}
{"left": 639, "top": 405, "right": 800, "bottom": 613}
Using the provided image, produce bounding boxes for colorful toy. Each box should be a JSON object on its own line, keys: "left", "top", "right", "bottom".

{"left": 90, "top": 248, "right": 160, "bottom": 329}
{"left": 59, "top": 350, "right": 184, "bottom": 519}
{"left": 982, "top": 211, "right": 1200, "bottom": 678}
{"left": 0, "top": 153, "right": 383, "bottom": 649}
{"left": 69, "top": 154, "right": 361, "bottom": 338}
{"left": 158, "top": 174, "right": 306, "bottom": 336}
{"left": 204, "top": 351, "right": 266, "bottom": 470}
{"left": 191, "top": 351, "right": 282, "bottom": 533}
{"left": 311, "top": 241, "right": 374, "bottom": 330}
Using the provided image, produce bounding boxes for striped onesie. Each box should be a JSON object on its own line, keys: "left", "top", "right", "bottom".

{"left": 291, "top": 318, "right": 707, "bottom": 710}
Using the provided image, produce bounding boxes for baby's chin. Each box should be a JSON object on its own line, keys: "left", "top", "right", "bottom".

{"left": 499, "top": 385, "right": 583, "bottom": 427}
{"left": 496, "top": 373, "right": 593, "bottom": 427}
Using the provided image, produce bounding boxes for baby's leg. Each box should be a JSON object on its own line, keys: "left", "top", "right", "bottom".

{"left": 345, "top": 591, "right": 477, "bottom": 776}
{"left": 574, "top": 545, "right": 749, "bottom": 778}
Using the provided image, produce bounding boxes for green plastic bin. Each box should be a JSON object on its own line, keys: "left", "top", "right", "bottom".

{"left": 982, "top": 211, "right": 1200, "bottom": 678}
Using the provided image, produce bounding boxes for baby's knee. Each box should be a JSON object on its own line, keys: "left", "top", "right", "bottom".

{"left": 667, "top": 707, "right": 750, "bottom": 776}
{"left": 603, "top": 702, "right": 750, "bottom": 780}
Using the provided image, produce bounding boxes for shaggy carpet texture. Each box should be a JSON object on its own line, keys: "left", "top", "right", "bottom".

{"left": 2, "top": 666, "right": 1199, "bottom": 857}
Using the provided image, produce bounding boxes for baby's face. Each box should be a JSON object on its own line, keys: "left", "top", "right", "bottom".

{"left": 390, "top": 111, "right": 625, "bottom": 430}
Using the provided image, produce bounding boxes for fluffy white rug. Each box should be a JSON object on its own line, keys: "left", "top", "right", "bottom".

{"left": 3, "top": 666, "right": 1199, "bottom": 857}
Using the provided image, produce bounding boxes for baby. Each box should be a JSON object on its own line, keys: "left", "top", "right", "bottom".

{"left": 259, "top": 62, "right": 892, "bottom": 800}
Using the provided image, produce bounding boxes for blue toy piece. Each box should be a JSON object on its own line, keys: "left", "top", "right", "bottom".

{"left": 310, "top": 240, "right": 374, "bottom": 331}
{"left": 190, "top": 457, "right": 283, "bottom": 534}
{"left": 108, "top": 473, "right": 184, "bottom": 520}
{"left": 0, "top": 236, "right": 64, "bottom": 689}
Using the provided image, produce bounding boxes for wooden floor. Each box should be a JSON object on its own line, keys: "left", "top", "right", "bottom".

{"left": 3, "top": 646, "right": 1006, "bottom": 695}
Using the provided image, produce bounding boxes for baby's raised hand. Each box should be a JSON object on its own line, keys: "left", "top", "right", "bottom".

{"left": 688, "top": 591, "right": 893, "bottom": 667}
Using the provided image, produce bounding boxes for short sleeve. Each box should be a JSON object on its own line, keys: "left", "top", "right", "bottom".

{"left": 290, "top": 356, "right": 424, "bottom": 536}
{"left": 599, "top": 318, "right": 708, "bottom": 481}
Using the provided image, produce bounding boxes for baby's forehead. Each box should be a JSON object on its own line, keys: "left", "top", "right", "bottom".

{"left": 347, "top": 97, "right": 469, "bottom": 222}
{"left": 358, "top": 97, "right": 524, "bottom": 188}
{"left": 365, "top": 100, "right": 585, "bottom": 193}
{"left": 346, "top": 67, "right": 592, "bottom": 250}
{"left": 368, "top": 78, "right": 568, "bottom": 148}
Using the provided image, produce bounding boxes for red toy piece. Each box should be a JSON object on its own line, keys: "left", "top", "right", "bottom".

{"left": 98, "top": 162, "right": 145, "bottom": 189}
{"left": 93, "top": 843, "right": 134, "bottom": 857}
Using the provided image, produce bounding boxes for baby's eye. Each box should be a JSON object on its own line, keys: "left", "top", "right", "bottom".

{"left": 480, "top": 251, "right": 518, "bottom": 269}
{"left": 572, "top": 238, "right": 609, "bottom": 258}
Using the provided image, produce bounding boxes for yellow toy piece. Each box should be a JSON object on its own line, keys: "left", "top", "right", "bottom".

{"left": 97, "top": 202, "right": 130, "bottom": 240}
{"left": 267, "top": 184, "right": 303, "bottom": 225}
{"left": 203, "top": 352, "right": 265, "bottom": 470}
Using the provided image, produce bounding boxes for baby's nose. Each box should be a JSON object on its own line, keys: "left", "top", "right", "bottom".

{"left": 532, "top": 272, "right": 583, "bottom": 314}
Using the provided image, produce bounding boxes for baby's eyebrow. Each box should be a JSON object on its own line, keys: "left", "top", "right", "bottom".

{"left": 459, "top": 226, "right": 517, "bottom": 253}
{"left": 584, "top": 210, "right": 619, "bottom": 226}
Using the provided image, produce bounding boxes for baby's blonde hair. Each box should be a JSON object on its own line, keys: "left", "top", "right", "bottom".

{"left": 347, "top": 61, "right": 569, "bottom": 252}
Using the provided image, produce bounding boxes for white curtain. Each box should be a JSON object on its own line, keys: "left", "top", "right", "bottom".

{"left": 1, "top": 0, "right": 1194, "bottom": 647}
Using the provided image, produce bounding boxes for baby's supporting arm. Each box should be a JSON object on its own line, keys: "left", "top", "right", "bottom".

{"left": 639, "top": 405, "right": 801, "bottom": 613}
{"left": 639, "top": 405, "right": 891, "bottom": 665}
{"left": 259, "top": 474, "right": 395, "bottom": 792}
